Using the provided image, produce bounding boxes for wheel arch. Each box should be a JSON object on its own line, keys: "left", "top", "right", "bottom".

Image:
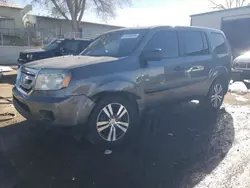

{"left": 89, "top": 80, "right": 143, "bottom": 113}
{"left": 91, "top": 91, "right": 140, "bottom": 113}
{"left": 209, "top": 66, "right": 230, "bottom": 94}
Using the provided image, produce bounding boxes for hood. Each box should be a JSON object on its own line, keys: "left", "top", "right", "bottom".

{"left": 234, "top": 52, "right": 250, "bottom": 63}
{"left": 21, "top": 48, "right": 45, "bottom": 54}
{"left": 24, "top": 55, "right": 119, "bottom": 69}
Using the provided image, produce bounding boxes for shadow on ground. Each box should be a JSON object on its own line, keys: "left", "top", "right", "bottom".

{"left": 0, "top": 102, "right": 234, "bottom": 188}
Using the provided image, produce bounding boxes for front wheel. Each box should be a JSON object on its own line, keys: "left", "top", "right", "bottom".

{"left": 86, "top": 95, "right": 138, "bottom": 147}
{"left": 200, "top": 80, "right": 225, "bottom": 110}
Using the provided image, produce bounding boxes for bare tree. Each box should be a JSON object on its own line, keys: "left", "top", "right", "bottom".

{"left": 33, "top": 0, "right": 130, "bottom": 31}
{"left": 209, "top": 0, "right": 250, "bottom": 9}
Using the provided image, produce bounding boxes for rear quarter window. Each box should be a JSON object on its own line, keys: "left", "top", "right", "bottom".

{"left": 211, "top": 33, "right": 228, "bottom": 54}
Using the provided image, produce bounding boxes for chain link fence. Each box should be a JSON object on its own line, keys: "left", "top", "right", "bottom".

{"left": 0, "top": 28, "right": 94, "bottom": 47}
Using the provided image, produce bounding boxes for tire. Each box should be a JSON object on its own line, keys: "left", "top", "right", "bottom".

{"left": 85, "top": 95, "right": 138, "bottom": 148}
{"left": 200, "top": 79, "right": 225, "bottom": 111}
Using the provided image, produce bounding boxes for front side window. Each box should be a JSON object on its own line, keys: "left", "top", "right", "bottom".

{"left": 179, "top": 31, "right": 208, "bottom": 56}
{"left": 144, "top": 30, "right": 179, "bottom": 58}
{"left": 211, "top": 33, "right": 228, "bottom": 54}
{"left": 81, "top": 29, "right": 147, "bottom": 57}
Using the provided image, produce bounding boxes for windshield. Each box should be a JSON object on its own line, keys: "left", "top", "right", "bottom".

{"left": 43, "top": 40, "right": 62, "bottom": 51}
{"left": 81, "top": 29, "right": 147, "bottom": 57}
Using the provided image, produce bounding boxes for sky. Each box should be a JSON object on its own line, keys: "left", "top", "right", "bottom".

{"left": 13, "top": 0, "right": 213, "bottom": 27}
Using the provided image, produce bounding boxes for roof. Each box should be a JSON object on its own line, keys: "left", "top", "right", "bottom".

{"left": 0, "top": 1, "right": 22, "bottom": 9}
{"left": 57, "top": 38, "right": 93, "bottom": 41}
{"left": 32, "top": 15, "right": 123, "bottom": 28}
{"left": 191, "top": 5, "right": 250, "bottom": 17}
{"left": 175, "top": 26, "right": 222, "bottom": 32}
{"left": 112, "top": 25, "right": 222, "bottom": 33}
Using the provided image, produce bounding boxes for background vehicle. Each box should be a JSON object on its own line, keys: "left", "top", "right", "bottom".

{"left": 13, "top": 26, "right": 231, "bottom": 147}
{"left": 17, "top": 38, "right": 92, "bottom": 67}
{"left": 232, "top": 52, "right": 250, "bottom": 81}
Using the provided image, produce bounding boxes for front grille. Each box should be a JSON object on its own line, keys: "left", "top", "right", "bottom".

{"left": 17, "top": 67, "right": 39, "bottom": 94}
{"left": 239, "top": 63, "right": 247, "bottom": 68}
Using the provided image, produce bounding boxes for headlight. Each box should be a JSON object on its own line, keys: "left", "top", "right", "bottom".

{"left": 26, "top": 54, "right": 33, "bottom": 60}
{"left": 34, "top": 72, "right": 71, "bottom": 90}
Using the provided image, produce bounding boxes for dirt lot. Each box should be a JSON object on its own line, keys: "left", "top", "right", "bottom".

{"left": 1, "top": 71, "right": 250, "bottom": 188}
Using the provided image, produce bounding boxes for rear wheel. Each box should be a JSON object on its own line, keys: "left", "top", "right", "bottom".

{"left": 201, "top": 80, "right": 225, "bottom": 110}
{"left": 86, "top": 95, "right": 138, "bottom": 147}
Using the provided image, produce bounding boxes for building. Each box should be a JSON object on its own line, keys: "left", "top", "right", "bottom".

{"left": 190, "top": 6, "right": 250, "bottom": 57}
{"left": 190, "top": 6, "right": 250, "bottom": 29}
{"left": 0, "top": 2, "right": 31, "bottom": 29}
{"left": 24, "top": 15, "right": 122, "bottom": 39}
{"left": 0, "top": 3, "right": 122, "bottom": 40}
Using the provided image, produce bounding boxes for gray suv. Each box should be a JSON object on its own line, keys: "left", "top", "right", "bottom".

{"left": 13, "top": 26, "right": 232, "bottom": 147}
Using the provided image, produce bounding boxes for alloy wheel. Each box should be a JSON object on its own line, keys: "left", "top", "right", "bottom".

{"left": 96, "top": 103, "right": 130, "bottom": 142}
{"left": 210, "top": 84, "right": 224, "bottom": 108}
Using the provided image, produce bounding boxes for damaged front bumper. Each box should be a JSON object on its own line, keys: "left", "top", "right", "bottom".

{"left": 12, "top": 86, "right": 95, "bottom": 126}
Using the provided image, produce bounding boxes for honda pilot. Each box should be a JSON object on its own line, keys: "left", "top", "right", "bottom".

{"left": 13, "top": 26, "right": 232, "bottom": 147}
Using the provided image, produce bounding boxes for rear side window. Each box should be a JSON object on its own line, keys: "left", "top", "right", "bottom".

{"left": 211, "top": 33, "right": 228, "bottom": 54}
{"left": 62, "top": 40, "right": 81, "bottom": 53}
{"left": 144, "top": 30, "right": 179, "bottom": 58}
{"left": 79, "top": 41, "right": 91, "bottom": 52}
{"left": 179, "top": 31, "right": 209, "bottom": 56}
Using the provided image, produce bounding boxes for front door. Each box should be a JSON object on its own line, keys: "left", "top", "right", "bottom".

{"left": 141, "top": 30, "right": 185, "bottom": 107}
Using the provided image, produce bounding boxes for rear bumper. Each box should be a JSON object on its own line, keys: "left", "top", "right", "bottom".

{"left": 12, "top": 86, "right": 95, "bottom": 126}
{"left": 231, "top": 68, "right": 250, "bottom": 80}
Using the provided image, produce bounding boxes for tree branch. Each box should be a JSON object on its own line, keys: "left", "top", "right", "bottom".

{"left": 50, "top": 0, "right": 69, "bottom": 20}
{"left": 209, "top": 0, "right": 226, "bottom": 9}
{"left": 77, "top": 0, "right": 86, "bottom": 23}
{"left": 74, "top": 0, "right": 78, "bottom": 20}
{"left": 33, "top": 0, "right": 130, "bottom": 32}
{"left": 209, "top": 0, "right": 250, "bottom": 9}
{"left": 229, "top": 0, "right": 235, "bottom": 8}
{"left": 241, "top": 0, "right": 247, "bottom": 6}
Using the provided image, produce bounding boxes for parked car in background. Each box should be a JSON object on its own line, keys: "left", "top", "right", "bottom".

{"left": 232, "top": 52, "right": 250, "bottom": 81}
{"left": 13, "top": 26, "right": 231, "bottom": 147}
{"left": 17, "top": 38, "right": 92, "bottom": 67}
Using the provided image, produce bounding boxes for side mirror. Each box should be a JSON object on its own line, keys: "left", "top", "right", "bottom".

{"left": 142, "top": 48, "right": 163, "bottom": 61}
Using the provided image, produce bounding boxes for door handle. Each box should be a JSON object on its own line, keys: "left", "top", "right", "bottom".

{"left": 174, "top": 66, "right": 182, "bottom": 71}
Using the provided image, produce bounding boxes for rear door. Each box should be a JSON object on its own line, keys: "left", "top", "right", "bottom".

{"left": 61, "top": 40, "right": 81, "bottom": 55}
{"left": 78, "top": 40, "right": 91, "bottom": 54}
{"left": 174, "top": 30, "right": 213, "bottom": 97}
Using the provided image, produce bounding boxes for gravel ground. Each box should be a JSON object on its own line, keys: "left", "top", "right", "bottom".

{"left": 1, "top": 71, "right": 250, "bottom": 188}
